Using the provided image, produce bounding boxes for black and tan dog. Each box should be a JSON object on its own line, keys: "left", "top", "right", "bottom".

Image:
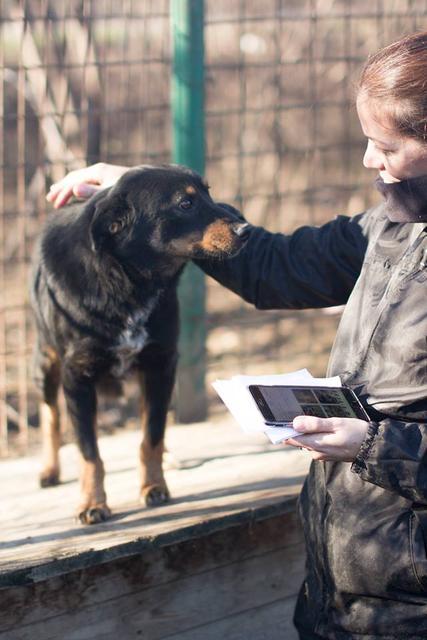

{"left": 31, "top": 164, "right": 249, "bottom": 524}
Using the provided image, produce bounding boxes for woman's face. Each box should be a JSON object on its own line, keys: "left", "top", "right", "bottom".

{"left": 356, "top": 95, "right": 427, "bottom": 183}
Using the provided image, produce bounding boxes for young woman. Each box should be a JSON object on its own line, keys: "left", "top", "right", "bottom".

{"left": 47, "top": 32, "right": 427, "bottom": 640}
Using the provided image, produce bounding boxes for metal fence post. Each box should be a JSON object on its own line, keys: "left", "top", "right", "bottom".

{"left": 171, "top": 0, "right": 207, "bottom": 422}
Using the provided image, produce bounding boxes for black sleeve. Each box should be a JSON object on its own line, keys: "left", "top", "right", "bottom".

{"left": 352, "top": 419, "right": 427, "bottom": 504}
{"left": 194, "top": 212, "right": 370, "bottom": 310}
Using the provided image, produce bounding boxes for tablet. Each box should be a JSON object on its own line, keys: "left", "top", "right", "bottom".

{"left": 248, "top": 384, "right": 370, "bottom": 425}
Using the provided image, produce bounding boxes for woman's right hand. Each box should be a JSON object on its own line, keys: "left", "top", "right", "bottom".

{"left": 46, "top": 162, "right": 130, "bottom": 208}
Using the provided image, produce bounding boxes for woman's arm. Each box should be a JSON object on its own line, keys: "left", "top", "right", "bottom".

{"left": 196, "top": 212, "right": 370, "bottom": 310}
{"left": 351, "top": 418, "right": 427, "bottom": 503}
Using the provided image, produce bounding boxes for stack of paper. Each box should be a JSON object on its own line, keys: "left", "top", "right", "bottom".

{"left": 212, "top": 369, "right": 342, "bottom": 444}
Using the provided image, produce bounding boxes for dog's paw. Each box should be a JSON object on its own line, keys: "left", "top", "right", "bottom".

{"left": 39, "top": 467, "right": 60, "bottom": 488}
{"left": 77, "top": 503, "right": 112, "bottom": 525}
{"left": 141, "top": 484, "right": 170, "bottom": 507}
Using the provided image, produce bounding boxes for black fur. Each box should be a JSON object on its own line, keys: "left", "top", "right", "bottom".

{"left": 31, "top": 164, "right": 249, "bottom": 524}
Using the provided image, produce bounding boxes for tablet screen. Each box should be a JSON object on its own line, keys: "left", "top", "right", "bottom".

{"left": 249, "top": 385, "right": 367, "bottom": 423}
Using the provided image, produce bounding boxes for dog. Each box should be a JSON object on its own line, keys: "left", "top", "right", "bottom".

{"left": 30, "top": 164, "right": 249, "bottom": 524}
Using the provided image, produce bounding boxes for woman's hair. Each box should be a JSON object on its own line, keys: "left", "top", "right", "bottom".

{"left": 357, "top": 31, "right": 427, "bottom": 142}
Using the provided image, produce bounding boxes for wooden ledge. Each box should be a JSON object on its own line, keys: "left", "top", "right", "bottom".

{"left": 0, "top": 416, "right": 310, "bottom": 589}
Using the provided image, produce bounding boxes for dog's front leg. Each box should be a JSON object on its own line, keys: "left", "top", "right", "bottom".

{"left": 137, "top": 350, "right": 177, "bottom": 507}
{"left": 62, "top": 364, "right": 111, "bottom": 524}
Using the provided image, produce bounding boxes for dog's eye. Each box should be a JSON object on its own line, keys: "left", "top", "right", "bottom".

{"left": 179, "top": 199, "right": 193, "bottom": 211}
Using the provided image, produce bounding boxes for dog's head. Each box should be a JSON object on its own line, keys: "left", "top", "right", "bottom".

{"left": 89, "top": 165, "right": 250, "bottom": 269}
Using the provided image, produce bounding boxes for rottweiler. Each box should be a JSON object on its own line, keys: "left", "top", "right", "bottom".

{"left": 30, "top": 164, "right": 249, "bottom": 524}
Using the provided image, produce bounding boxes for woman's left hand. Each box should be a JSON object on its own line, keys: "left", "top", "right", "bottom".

{"left": 285, "top": 416, "right": 370, "bottom": 461}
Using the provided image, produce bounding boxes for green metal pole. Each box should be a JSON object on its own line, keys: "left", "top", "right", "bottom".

{"left": 171, "top": 0, "right": 207, "bottom": 422}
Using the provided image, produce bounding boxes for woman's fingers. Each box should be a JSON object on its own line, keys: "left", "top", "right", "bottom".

{"left": 46, "top": 185, "right": 74, "bottom": 208}
{"left": 285, "top": 416, "right": 370, "bottom": 461}
{"left": 285, "top": 437, "right": 305, "bottom": 448}
{"left": 73, "top": 183, "right": 100, "bottom": 198}
{"left": 46, "top": 163, "right": 129, "bottom": 208}
{"left": 293, "top": 415, "right": 335, "bottom": 433}
{"left": 46, "top": 179, "right": 101, "bottom": 208}
{"left": 46, "top": 164, "right": 105, "bottom": 207}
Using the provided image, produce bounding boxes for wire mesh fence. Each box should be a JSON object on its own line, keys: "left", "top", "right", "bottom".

{"left": 1, "top": 0, "right": 426, "bottom": 455}
{"left": 203, "top": 0, "right": 427, "bottom": 401}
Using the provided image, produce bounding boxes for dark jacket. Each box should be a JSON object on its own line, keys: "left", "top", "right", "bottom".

{"left": 197, "top": 201, "right": 427, "bottom": 639}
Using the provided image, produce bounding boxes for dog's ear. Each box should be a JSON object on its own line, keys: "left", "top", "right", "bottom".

{"left": 89, "top": 192, "right": 135, "bottom": 253}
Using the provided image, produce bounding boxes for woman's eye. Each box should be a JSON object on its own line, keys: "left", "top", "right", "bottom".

{"left": 179, "top": 199, "right": 193, "bottom": 210}
{"left": 375, "top": 144, "right": 394, "bottom": 156}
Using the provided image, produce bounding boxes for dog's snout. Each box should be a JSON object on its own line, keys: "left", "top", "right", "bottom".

{"left": 233, "top": 222, "right": 251, "bottom": 239}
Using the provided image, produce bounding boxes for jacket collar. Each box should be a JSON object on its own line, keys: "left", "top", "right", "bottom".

{"left": 375, "top": 174, "right": 427, "bottom": 223}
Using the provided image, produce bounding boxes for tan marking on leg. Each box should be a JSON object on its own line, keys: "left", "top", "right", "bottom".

{"left": 138, "top": 370, "right": 170, "bottom": 506}
{"left": 39, "top": 401, "right": 61, "bottom": 487}
{"left": 77, "top": 456, "right": 111, "bottom": 524}
{"left": 140, "top": 437, "right": 170, "bottom": 506}
{"left": 140, "top": 438, "right": 165, "bottom": 486}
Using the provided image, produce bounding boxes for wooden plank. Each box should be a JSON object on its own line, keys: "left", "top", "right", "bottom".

{"left": 0, "top": 543, "right": 305, "bottom": 640}
{"left": 0, "top": 418, "right": 308, "bottom": 638}
{"left": 0, "top": 420, "right": 311, "bottom": 584}
{"left": 0, "top": 510, "right": 303, "bottom": 629}
{"left": 163, "top": 594, "right": 299, "bottom": 640}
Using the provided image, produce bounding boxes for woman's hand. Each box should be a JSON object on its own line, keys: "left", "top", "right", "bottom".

{"left": 285, "top": 415, "right": 370, "bottom": 461}
{"left": 46, "top": 162, "right": 130, "bottom": 208}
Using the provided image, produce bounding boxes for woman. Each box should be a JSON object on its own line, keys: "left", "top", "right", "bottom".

{"left": 47, "top": 32, "right": 427, "bottom": 640}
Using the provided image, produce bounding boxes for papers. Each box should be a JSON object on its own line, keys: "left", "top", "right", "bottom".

{"left": 212, "top": 368, "right": 342, "bottom": 444}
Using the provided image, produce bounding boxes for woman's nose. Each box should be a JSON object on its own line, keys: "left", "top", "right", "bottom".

{"left": 363, "top": 139, "right": 385, "bottom": 170}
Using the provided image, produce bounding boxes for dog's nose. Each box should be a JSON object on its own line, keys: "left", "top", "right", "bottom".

{"left": 233, "top": 222, "right": 251, "bottom": 239}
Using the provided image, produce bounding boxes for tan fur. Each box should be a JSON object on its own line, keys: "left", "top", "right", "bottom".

{"left": 38, "top": 346, "right": 61, "bottom": 486}
{"left": 78, "top": 457, "right": 110, "bottom": 524}
{"left": 39, "top": 401, "right": 60, "bottom": 485}
{"left": 197, "top": 220, "right": 236, "bottom": 253}
{"left": 139, "top": 438, "right": 168, "bottom": 500}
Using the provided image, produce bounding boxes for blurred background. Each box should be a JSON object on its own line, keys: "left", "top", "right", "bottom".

{"left": 1, "top": 0, "right": 426, "bottom": 456}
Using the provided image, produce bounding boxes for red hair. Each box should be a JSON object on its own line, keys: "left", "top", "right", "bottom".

{"left": 358, "top": 31, "right": 427, "bottom": 142}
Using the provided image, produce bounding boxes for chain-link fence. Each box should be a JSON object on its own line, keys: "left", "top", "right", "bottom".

{"left": 1, "top": 0, "right": 426, "bottom": 455}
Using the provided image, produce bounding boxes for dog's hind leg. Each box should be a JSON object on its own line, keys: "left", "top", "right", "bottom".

{"left": 34, "top": 344, "right": 62, "bottom": 487}
{"left": 137, "top": 348, "right": 177, "bottom": 507}
{"left": 62, "top": 355, "right": 111, "bottom": 524}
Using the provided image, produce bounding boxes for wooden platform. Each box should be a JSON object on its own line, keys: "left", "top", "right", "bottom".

{"left": 0, "top": 414, "right": 311, "bottom": 639}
